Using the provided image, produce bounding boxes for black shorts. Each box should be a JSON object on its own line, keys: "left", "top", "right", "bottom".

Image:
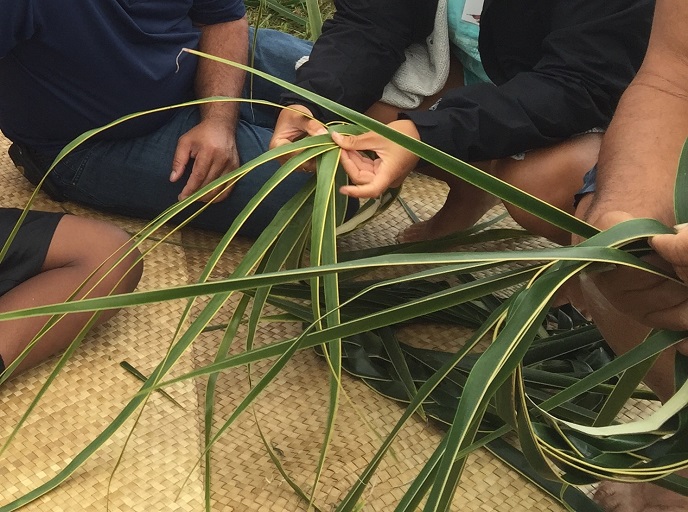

{"left": 0, "top": 208, "right": 64, "bottom": 297}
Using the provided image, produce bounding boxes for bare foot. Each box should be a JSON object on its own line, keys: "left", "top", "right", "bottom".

{"left": 398, "top": 215, "right": 464, "bottom": 243}
{"left": 595, "top": 480, "right": 688, "bottom": 512}
{"left": 397, "top": 181, "right": 498, "bottom": 243}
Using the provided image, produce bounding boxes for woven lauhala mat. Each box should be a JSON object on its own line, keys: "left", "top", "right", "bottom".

{"left": 181, "top": 177, "right": 566, "bottom": 512}
{"left": 0, "top": 134, "right": 204, "bottom": 511}
{"left": 0, "top": 131, "right": 659, "bottom": 511}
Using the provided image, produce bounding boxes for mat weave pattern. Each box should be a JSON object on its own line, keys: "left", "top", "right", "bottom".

{"left": 0, "top": 131, "right": 640, "bottom": 511}
{"left": 0, "top": 134, "right": 204, "bottom": 511}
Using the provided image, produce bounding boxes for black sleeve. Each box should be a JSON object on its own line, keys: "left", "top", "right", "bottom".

{"left": 402, "top": 0, "right": 654, "bottom": 162}
{"left": 281, "top": 0, "right": 437, "bottom": 121}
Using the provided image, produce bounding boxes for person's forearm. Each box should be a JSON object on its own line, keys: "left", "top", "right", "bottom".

{"left": 195, "top": 17, "right": 249, "bottom": 130}
{"left": 589, "top": 0, "right": 688, "bottom": 226}
{"left": 591, "top": 77, "right": 688, "bottom": 224}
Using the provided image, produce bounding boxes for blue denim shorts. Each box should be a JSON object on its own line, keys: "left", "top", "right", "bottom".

{"left": 574, "top": 164, "right": 598, "bottom": 207}
{"left": 30, "top": 29, "right": 318, "bottom": 238}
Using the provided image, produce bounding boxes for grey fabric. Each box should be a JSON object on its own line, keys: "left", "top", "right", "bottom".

{"left": 380, "top": 0, "right": 450, "bottom": 109}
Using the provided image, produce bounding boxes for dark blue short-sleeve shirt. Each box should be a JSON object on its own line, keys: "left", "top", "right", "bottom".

{"left": 0, "top": 0, "right": 246, "bottom": 154}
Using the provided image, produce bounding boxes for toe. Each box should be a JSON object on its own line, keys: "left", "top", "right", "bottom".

{"left": 396, "top": 222, "right": 430, "bottom": 243}
{"left": 594, "top": 482, "right": 636, "bottom": 512}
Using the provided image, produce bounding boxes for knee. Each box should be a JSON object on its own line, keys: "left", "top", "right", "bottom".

{"left": 114, "top": 236, "right": 143, "bottom": 295}
{"left": 496, "top": 157, "right": 561, "bottom": 207}
{"left": 250, "top": 28, "right": 313, "bottom": 79}
{"left": 80, "top": 222, "right": 143, "bottom": 295}
{"left": 103, "top": 230, "right": 143, "bottom": 295}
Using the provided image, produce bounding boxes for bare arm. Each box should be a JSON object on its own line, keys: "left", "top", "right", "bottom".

{"left": 170, "top": 17, "right": 249, "bottom": 202}
{"left": 195, "top": 17, "right": 248, "bottom": 128}
{"left": 579, "top": 0, "right": 688, "bottom": 335}
{"left": 587, "top": 0, "right": 688, "bottom": 226}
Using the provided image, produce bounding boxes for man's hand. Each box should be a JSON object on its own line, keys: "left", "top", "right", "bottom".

{"left": 651, "top": 223, "right": 688, "bottom": 284}
{"left": 332, "top": 119, "right": 421, "bottom": 198}
{"left": 173, "top": 17, "right": 247, "bottom": 203}
{"left": 269, "top": 105, "right": 327, "bottom": 172}
{"left": 586, "top": 211, "right": 688, "bottom": 336}
{"left": 170, "top": 118, "right": 240, "bottom": 203}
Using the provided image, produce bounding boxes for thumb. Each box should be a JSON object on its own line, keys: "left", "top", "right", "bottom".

{"left": 171, "top": 138, "right": 191, "bottom": 182}
{"left": 650, "top": 223, "right": 688, "bottom": 268}
{"left": 269, "top": 134, "right": 293, "bottom": 150}
{"left": 331, "top": 130, "right": 368, "bottom": 151}
{"left": 306, "top": 119, "right": 328, "bottom": 136}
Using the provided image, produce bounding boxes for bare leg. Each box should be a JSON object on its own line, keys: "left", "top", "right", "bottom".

{"left": 574, "top": 196, "right": 688, "bottom": 511}
{"left": 0, "top": 215, "right": 143, "bottom": 377}
{"left": 397, "top": 163, "right": 499, "bottom": 243}
{"left": 399, "top": 132, "right": 602, "bottom": 244}
{"left": 594, "top": 481, "right": 688, "bottom": 512}
{"left": 499, "top": 132, "right": 602, "bottom": 245}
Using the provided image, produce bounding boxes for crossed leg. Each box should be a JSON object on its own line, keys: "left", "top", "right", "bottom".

{"left": 398, "top": 132, "right": 603, "bottom": 245}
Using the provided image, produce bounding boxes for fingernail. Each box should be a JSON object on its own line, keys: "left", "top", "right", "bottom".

{"left": 674, "top": 223, "right": 688, "bottom": 232}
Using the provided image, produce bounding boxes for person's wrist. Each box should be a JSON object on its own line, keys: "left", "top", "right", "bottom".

{"left": 282, "top": 104, "right": 314, "bottom": 120}
{"left": 198, "top": 116, "right": 238, "bottom": 140}
{"left": 389, "top": 119, "right": 421, "bottom": 140}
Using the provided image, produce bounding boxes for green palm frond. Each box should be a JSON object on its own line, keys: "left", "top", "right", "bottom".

{"left": 3, "top": 41, "right": 688, "bottom": 512}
